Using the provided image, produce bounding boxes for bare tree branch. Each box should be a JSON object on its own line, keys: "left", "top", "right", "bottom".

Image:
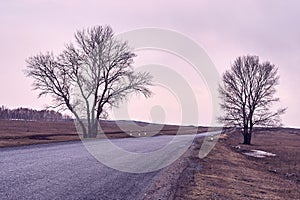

{"left": 219, "top": 55, "right": 286, "bottom": 144}
{"left": 25, "top": 25, "right": 153, "bottom": 138}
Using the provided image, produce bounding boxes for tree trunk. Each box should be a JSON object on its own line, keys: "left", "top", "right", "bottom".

{"left": 243, "top": 132, "right": 251, "bottom": 145}
{"left": 87, "top": 120, "right": 98, "bottom": 138}
{"left": 82, "top": 130, "right": 88, "bottom": 138}
{"left": 76, "top": 119, "right": 88, "bottom": 138}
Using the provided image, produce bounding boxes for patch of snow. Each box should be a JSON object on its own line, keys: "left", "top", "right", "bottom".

{"left": 243, "top": 150, "right": 276, "bottom": 158}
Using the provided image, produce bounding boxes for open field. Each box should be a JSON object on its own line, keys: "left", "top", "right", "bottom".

{"left": 0, "top": 120, "right": 77, "bottom": 147}
{"left": 174, "top": 128, "right": 300, "bottom": 199}
{"left": 0, "top": 120, "right": 212, "bottom": 147}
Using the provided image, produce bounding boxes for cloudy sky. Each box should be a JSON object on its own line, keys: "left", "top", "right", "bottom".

{"left": 0, "top": 0, "right": 299, "bottom": 127}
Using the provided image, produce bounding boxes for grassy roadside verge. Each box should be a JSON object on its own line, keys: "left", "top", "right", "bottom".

{"left": 174, "top": 129, "right": 300, "bottom": 199}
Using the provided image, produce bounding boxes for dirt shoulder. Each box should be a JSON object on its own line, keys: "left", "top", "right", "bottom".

{"left": 174, "top": 128, "right": 300, "bottom": 200}
{"left": 142, "top": 140, "right": 202, "bottom": 200}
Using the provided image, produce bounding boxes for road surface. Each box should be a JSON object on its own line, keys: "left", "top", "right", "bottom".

{"left": 0, "top": 132, "right": 219, "bottom": 199}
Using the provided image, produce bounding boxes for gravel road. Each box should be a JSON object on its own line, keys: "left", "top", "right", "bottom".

{"left": 0, "top": 132, "right": 218, "bottom": 200}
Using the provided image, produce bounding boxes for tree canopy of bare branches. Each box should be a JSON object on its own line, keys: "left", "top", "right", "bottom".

{"left": 25, "top": 25, "right": 153, "bottom": 138}
{"left": 219, "top": 55, "right": 286, "bottom": 144}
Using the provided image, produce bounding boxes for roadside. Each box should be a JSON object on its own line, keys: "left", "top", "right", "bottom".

{"left": 174, "top": 128, "right": 300, "bottom": 199}
{"left": 142, "top": 138, "right": 203, "bottom": 200}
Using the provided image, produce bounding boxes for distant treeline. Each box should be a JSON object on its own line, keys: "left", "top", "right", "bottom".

{"left": 0, "top": 106, "right": 73, "bottom": 121}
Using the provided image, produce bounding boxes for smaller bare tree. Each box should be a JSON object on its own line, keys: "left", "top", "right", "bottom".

{"left": 219, "top": 55, "right": 286, "bottom": 144}
{"left": 25, "top": 25, "right": 153, "bottom": 138}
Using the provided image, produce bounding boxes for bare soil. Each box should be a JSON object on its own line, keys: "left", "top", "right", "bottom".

{"left": 174, "top": 128, "right": 300, "bottom": 200}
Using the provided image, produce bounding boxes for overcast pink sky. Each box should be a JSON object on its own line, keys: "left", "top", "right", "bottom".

{"left": 0, "top": 0, "right": 299, "bottom": 128}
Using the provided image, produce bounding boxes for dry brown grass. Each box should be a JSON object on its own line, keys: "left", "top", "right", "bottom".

{"left": 0, "top": 120, "right": 78, "bottom": 147}
{"left": 174, "top": 128, "right": 300, "bottom": 199}
{"left": 0, "top": 120, "right": 209, "bottom": 147}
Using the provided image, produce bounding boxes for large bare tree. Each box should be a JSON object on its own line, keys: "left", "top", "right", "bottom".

{"left": 219, "top": 55, "right": 286, "bottom": 144}
{"left": 25, "top": 25, "right": 153, "bottom": 138}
